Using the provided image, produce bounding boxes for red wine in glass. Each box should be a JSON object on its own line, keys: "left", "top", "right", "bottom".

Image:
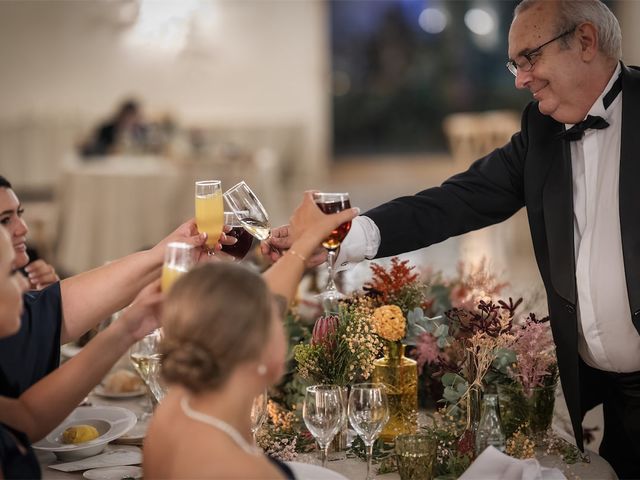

{"left": 315, "top": 198, "right": 352, "bottom": 250}
{"left": 221, "top": 211, "right": 254, "bottom": 261}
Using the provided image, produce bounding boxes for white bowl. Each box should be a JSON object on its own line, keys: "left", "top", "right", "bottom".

{"left": 33, "top": 406, "right": 137, "bottom": 461}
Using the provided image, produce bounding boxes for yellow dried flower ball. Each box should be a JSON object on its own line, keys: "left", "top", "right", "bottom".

{"left": 372, "top": 305, "right": 406, "bottom": 341}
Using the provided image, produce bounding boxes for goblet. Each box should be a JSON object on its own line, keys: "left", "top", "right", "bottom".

{"left": 302, "top": 385, "right": 343, "bottom": 468}
{"left": 348, "top": 383, "right": 389, "bottom": 480}
{"left": 312, "top": 192, "right": 352, "bottom": 306}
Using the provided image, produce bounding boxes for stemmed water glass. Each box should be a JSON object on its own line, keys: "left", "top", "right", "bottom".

{"left": 348, "top": 383, "right": 389, "bottom": 480}
{"left": 161, "top": 242, "right": 195, "bottom": 292}
{"left": 250, "top": 389, "right": 268, "bottom": 444}
{"left": 312, "top": 192, "right": 352, "bottom": 305}
{"left": 302, "top": 385, "right": 344, "bottom": 468}
{"left": 195, "top": 180, "right": 224, "bottom": 255}
{"left": 223, "top": 181, "right": 279, "bottom": 254}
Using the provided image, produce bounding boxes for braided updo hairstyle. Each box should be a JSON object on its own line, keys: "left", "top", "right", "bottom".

{"left": 160, "top": 262, "right": 272, "bottom": 393}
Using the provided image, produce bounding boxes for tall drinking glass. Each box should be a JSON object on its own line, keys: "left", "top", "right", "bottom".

{"left": 220, "top": 211, "right": 255, "bottom": 261}
{"left": 195, "top": 180, "right": 224, "bottom": 255}
{"left": 147, "top": 355, "right": 168, "bottom": 404}
{"left": 223, "top": 181, "right": 276, "bottom": 246}
{"left": 303, "top": 385, "right": 343, "bottom": 468}
{"left": 129, "top": 329, "right": 163, "bottom": 419}
{"left": 250, "top": 389, "right": 268, "bottom": 444}
{"left": 312, "top": 192, "right": 352, "bottom": 304}
{"left": 348, "top": 383, "right": 390, "bottom": 480}
{"left": 161, "top": 242, "right": 195, "bottom": 292}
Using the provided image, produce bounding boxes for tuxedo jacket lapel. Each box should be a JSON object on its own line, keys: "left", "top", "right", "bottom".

{"left": 542, "top": 135, "right": 577, "bottom": 305}
{"left": 619, "top": 64, "right": 640, "bottom": 333}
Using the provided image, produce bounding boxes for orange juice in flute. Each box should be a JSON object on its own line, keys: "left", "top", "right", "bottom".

{"left": 195, "top": 180, "right": 224, "bottom": 254}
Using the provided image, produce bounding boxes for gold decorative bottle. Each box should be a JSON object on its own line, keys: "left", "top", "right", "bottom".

{"left": 372, "top": 341, "right": 418, "bottom": 442}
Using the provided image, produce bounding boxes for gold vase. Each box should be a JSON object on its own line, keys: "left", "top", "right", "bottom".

{"left": 372, "top": 342, "right": 418, "bottom": 442}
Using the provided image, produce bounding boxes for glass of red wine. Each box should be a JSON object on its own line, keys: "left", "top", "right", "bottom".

{"left": 312, "top": 192, "right": 352, "bottom": 305}
{"left": 220, "top": 211, "right": 255, "bottom": 261}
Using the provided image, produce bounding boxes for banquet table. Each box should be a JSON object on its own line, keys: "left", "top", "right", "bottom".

{"left": 38, "top": 388, "right": 617, "bottom": 480}
{"left": 55, "top": 153, "right": 282, "bottom": 275}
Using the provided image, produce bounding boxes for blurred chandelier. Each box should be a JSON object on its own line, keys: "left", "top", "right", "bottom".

{"left": 119, "top": 0, "right": 208, "bottom": 54}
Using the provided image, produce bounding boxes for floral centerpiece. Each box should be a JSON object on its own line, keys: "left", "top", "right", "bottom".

{"left": 362, "top": 258, "right": 439, "bottom": 441}
{"left": 494, "top": 315, "right": 559, "bottom": 439}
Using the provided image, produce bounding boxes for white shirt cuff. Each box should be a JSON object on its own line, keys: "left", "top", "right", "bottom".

{"left": 335, "top": 216, "right": 381, "bottom": 271}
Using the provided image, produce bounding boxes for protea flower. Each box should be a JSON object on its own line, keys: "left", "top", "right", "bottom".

{"left": 311, "top": 315, "right": 339, "bottom": 350}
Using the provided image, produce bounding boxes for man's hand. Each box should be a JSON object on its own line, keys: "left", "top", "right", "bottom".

{"left": 260, "top": 225, "right": 327, "bottom": 267}
{"left": 24, "top": 260, "right": 59, "bottom": 290}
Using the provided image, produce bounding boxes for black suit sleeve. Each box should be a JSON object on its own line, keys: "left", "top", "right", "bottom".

{"left": 365, "top": 103, "right": 532, "bottom": 259}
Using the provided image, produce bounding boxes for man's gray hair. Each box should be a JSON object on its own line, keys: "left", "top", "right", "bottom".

{"left": 515, "top": 0, "right": 622, "bottom": 60}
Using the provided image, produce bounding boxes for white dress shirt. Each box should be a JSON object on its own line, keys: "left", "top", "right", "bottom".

{"left": 337, "top": 63, "right": 640, "bottom": 372}
{"left": 570, "top": 63, "right": 640, "bottom": 372}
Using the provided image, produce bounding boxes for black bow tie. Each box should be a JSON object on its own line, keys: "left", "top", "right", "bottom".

{"left": 557, "top": 72, "right": 622, "bottom": 142}
{"left": 558, "top": 115, "right": 610, "bottom": 141}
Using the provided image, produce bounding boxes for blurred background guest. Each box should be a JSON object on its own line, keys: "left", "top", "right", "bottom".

{"left": 80, "top": 98, "right": 147, "bottom": 157}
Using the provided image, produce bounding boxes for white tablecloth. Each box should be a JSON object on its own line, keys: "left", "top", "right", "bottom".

{"left": 55, "top": 153, "right": 280, "bottom": 275}
{"left": 39, "top": 388, "right": 616, "bottom": 480}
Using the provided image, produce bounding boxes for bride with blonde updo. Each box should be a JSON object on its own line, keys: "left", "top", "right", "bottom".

{"left": 144, "top": 192, "right": 359, "bottom": 479}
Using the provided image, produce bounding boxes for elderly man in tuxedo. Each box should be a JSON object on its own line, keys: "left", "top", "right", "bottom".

{"left": 265, "top": 0, "right": 640, "bottom": 477}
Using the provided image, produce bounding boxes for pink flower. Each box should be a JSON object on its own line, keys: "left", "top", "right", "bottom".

{"left": 510, "top": 320, "right": 556, "bottom": 396}
{"left": 311, "top": 315, "right": 339, "bottom": 350}
{"left": 414, "top": 332, "right": 443, "bottom": 374}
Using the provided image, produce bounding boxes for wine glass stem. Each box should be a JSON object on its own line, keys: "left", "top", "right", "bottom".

{"left": 366, "top": 443, "right": 374, "bottom": 480}
{"left": 321, "top": 443, "right": 329, "bottom": 468}
{"left": 325, "top": 249, "right": 338, "bottom": 292}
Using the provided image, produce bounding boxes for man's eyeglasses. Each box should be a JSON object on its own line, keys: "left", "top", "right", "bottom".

{"left": 506, "top": 27, "right": 576, "bottom": 77}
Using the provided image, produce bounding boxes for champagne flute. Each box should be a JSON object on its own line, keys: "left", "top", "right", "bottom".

{"left": 250, "top": 389, "right": 268, "bottom": 444}
{"left": 161, "top": 242, "right": 195, "bottom": 292}
{"left": 303, "top": 385, "right": 344, "bottom": 468}
{"left": 223, "top": 181, "right": 279, "bottom": 254}
{"left": 312, "top": 192, "right": 352, "bottom": 303}
{"left": 195, "top": 180, "right": 224, "bottom": 255}
{"left": 130, "top": 329, "right": 162, "bottom": 418}
{"left": 220, "top": 211, "right": 255, "bottom": 261}
{"left": 147, "top": 355, "right": 168, "bottom": 403}
{"left": 348, "top": 383, "right": 389, "bottom": 480}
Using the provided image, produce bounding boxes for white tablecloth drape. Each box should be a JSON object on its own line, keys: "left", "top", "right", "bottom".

{"left": 55, "top": 153, "right": 281, "bottom": 275}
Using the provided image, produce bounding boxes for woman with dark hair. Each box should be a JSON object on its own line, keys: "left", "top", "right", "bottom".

{"left": 0, "top": 175, "right": 58, "bottom": 289}
{"left": 0, "top": 226, "right": 163, "bottom": 478}
{"left": 0, "top": 174, "right": 211, "bottom": 398}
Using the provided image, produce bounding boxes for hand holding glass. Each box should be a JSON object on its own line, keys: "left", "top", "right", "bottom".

{"left": 195, "top": 180, "right": 224, "bottom": 254}
{"left": 223, "top": 182, "right": 278, "bottom": 254}
{"left": 313, "top": 192, "right": 352, "bottom": 302}
{"left": 348, "top": 383, "right": 389, "bottom": 480}
{"left": 220, "top": 211, "right": 255, "bottom": 261}
{"left": 303, "top": 385, "right": 344, "bottom": 468}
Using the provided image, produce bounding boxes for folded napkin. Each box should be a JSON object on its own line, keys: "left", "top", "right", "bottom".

{"left": 48, "top": 446, "right": 142, "bottom": 472}
{"left": 459, "top": 446, "right": 566, "bottom": 480}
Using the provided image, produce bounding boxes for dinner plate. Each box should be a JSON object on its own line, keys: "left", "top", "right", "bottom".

{"left": 83, "top": 465, "right": 143, "bottom": 480}
{"left": 93, "top": 384, "right": 147, "bottom": 399}
{"left": 33, "top": 406, "right": 137, "bottom": 461}
{"left": 285, "top": 462, "right": 349, "bottom": 480}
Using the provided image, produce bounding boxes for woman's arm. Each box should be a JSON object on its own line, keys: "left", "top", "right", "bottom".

{"left": 0, "top": 281, "right": 163, "bottom": 442}
{"left": 58, "top": 219, "right": 205, "bottom": 344}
